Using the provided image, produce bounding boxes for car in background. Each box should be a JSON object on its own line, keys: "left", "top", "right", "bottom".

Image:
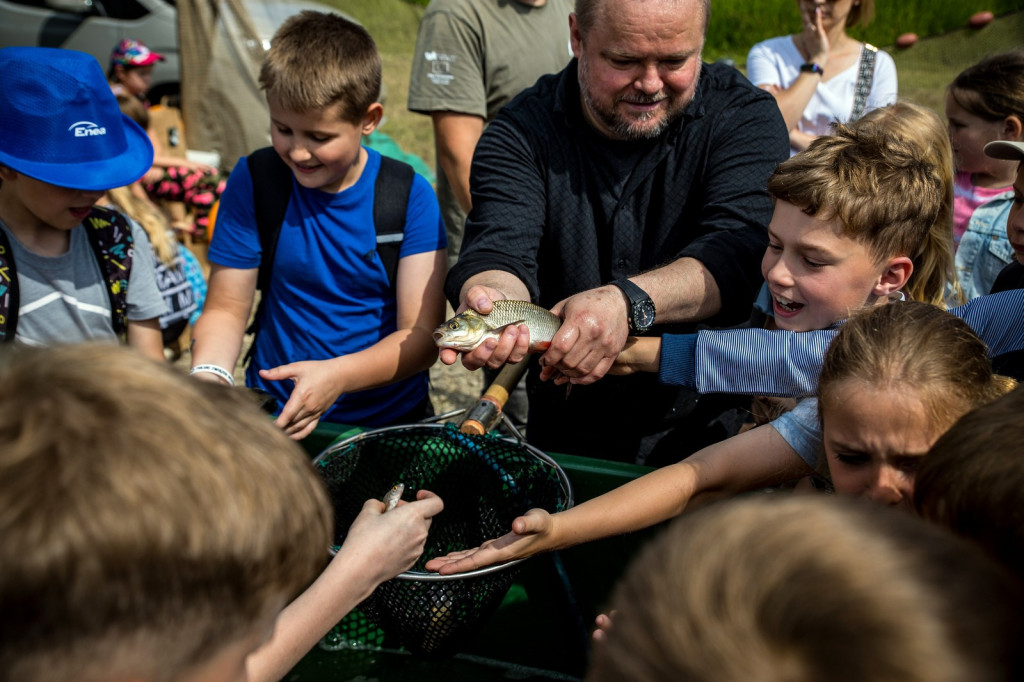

{"left": 0, "top": 0, "right": 351, "bottom": 103}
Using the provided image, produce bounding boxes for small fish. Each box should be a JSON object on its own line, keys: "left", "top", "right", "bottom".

{"left": 383, "top": 483, "right": 404, "bottom": 512}
{"left": 433, "top": 300, "right": 562, "bottom": 353}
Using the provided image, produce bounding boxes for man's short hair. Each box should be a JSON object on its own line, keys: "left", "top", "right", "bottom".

{"left": 0, "top": 344, "right": 332, "bottom": 682}
{"left": 259, "top": 10, "right": 382, "bottom": 122}
{"left": 574, "top": 0, "right": 710, "bottom": 41}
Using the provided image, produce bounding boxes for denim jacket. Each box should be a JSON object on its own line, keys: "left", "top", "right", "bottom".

{"left": 955, "top": 189, "right": 1014, "bottom": 300}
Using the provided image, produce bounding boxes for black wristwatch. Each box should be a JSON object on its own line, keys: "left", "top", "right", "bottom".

{"left": 799, "top": 62, "right": 824, "bottom": 75}
{"left": 610, "top": 278, "right": 656, "bottom": 334}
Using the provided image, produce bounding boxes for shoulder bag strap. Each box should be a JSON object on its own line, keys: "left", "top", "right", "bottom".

{"left": 850, "top": 43, "right": 878, "bottom": 122}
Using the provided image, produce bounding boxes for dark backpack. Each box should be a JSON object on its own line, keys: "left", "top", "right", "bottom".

{"left": 0, "top": 206, "right": 134, "bottom": 341}
{"left": 244, "top": 147, "right": 415, "bottom": 351}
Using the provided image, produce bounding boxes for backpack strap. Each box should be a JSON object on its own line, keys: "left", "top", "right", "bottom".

{"left": 247, "top": 147, "right": 295, "bottom": 298}
{"left": 0, "top": 228, "right": 19, "bottom": 342}
{"left": 244, "top": 147, "right": 294, "bottom": 351}
{"left": 850, "top": 43, "right": 878, "bottom": 122}
{"left": 373, "top": 155, "right": 415, "bottom": 291}
{"left": 82, "top": 206, "right": 134, "bottom": 338}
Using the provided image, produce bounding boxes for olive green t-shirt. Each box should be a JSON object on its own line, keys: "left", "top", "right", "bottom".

{"left": 408, "top": 0, "right": 573, "bottom": 262}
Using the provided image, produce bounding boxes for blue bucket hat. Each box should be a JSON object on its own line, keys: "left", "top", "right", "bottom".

{"left": 0, "top": 47, "right": 154, "bottom": 191}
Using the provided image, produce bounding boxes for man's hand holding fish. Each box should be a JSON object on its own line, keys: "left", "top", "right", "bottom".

{"left": 435, "top": 284, "right": 545, "bottom": 370}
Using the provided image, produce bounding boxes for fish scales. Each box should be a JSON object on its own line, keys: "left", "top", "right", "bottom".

{"left": 433, "top": 300, "right": 562, "bottom": 352}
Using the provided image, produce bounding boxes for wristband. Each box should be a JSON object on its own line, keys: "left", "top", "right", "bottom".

{"left": 190, "top": 364, "right": 236, "bottom": 386}
{"left": 799, "top": 62, "right": 824, "bottom": 75}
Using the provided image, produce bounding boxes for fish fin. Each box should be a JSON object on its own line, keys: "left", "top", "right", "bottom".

{"left": 491, "top": 320, "right": 527, "bottom": 334}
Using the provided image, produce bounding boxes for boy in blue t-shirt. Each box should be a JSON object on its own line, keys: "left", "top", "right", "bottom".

{"left": 190, "top": 11, "right": 447, "bottom": 439}
{"left": 0, "top": 47, "right": 166, "bottom": 359}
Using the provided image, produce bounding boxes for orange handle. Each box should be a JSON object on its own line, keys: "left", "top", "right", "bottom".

{"left": 459, "top": 361, "right": 529, "bottom": 435}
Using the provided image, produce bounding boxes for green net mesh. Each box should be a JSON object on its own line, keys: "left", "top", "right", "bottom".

{"left": 313, "top": 423, "right": 573, "bottom": 658}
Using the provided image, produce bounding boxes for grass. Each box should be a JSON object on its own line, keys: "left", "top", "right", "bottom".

{"left": 325, "top": 1, "right": 1024, "bottom": 174}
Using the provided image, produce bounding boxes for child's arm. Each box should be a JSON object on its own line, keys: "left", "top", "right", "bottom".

{"left": 424, "top": 423, "right": 813, "bottom": 575}
{"left": 126, "top": 318, "right": 165, "bottom": 362}
{"left": 189, "top": 265, "right": 258, "bottom": 383}
{"left": 260, "top": 248, "right": 446, "bottom": 439}
{"left": 608, "top": 336, "right": 662, "bottom": 375}
{"left": 246, "top": 490, "right": 444, "bottom": 682}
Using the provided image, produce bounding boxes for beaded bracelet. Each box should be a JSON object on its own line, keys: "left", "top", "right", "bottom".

{"left": 189, "top": 364, "right": 236, "bottom": 386}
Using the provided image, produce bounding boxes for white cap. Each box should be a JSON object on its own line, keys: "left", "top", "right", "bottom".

{"left": 984, "top": 140, "right": 1024, "bottom": 161}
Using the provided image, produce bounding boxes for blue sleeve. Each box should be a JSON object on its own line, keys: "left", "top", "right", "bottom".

{"left": 948, "top": 288, "right": 1024, "bottom": 357}
{"left": 770, "top": 398, "right": 823, "bottom": 468}
{"left": 658, "top": 333, "right": 698, "bottom": 387}
{"left": 688, "top": 327, "right": 837, "bottom": 397}
{"left": 398, "top": 172, "right": 447, "bottom": 258}
{"left": 207, "top": 158, "right": 262, "bottom": 269}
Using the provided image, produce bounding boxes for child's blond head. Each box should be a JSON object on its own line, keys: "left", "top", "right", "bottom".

{"left": 819, "top": 301, "right": 1013, "bottom": 439}
{"left": 259, "top": 11, "right": 381, "bottom": 123}
{"left": 768, "top": 121, "right": 947, "bottom": 303}
{"left": 0, "top": 344, "right": 332, "bottom": 682}
{"left": 588, "top": 495, "right": 1024, "bottom": 682}
{"left": 854, "top": 101, "right": 960, "bottom": 305}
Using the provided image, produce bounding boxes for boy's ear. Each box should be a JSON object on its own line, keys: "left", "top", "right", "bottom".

{"left": 0, "top": 165, "right": 17, "bottom": 182}
{"left": 1003, "top": 114, "right": 1023, "bottom": 141}
{"left": 360, "top": 103, "right": 384, "bottom": 135}
{"left": 873, "top": 256, "right": 913, "bottom": 296}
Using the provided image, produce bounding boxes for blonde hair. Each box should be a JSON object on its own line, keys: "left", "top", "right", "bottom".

{"left": 111, "top": 93, "right": 177, "bottom": 265}
{"left": 768, "top": 121, "right": 951, "bottom": 306}
{"left": 818, "top": 302, "right": 1014, "bottom": 440}
{"left": 259, "top": 11, "right": 381, "bottom": 122}
{"left": 588, "top": 495, "right": 1024, "bottom": 682}
{"left": 0, "top": 344, "right": 332, "bottom": 682}
{"left": 854, "top": 102, "right": 963, "bottom": 306}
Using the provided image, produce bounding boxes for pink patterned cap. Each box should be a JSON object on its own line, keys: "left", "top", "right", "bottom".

{"left": 110, "top": 38, "right": 164, "bottom": 68}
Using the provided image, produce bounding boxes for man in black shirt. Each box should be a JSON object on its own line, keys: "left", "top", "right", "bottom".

{"left": 442, "top": 0, "right": 790, "bottom": 464}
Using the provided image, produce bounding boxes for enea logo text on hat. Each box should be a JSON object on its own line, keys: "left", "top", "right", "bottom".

{"left": 68, "top": 121, "right": 108, "bottom": 137}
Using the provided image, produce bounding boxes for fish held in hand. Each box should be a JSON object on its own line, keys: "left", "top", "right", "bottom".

{"left": 433, "top": 301, "right": 562, "bottom": 352}
{"left": 383, "top": 483, "right": 404, "bottom": 512}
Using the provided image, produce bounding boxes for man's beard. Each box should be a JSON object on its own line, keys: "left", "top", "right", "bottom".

{"left": 578, "top": 54, "right": 697, "bottom": 140}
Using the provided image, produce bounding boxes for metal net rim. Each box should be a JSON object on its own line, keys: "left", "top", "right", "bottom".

{"left": 313, "top": 422, "right": 575, "bottom": 581}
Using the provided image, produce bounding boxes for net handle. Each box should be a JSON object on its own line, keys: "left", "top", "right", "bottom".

{"left": 459, "top": 362, "right": 529, "bottom": 436}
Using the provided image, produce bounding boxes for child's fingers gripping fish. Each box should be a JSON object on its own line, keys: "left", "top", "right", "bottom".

{"left": 383, "top": 483, "right": 404, "bottom": 512}
{"left": 432, "top": 300, "right": 562, "bottom": 353}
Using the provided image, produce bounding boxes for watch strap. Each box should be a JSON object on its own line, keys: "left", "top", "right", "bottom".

{"left": 800, "top": 62, "right": 824, "bottom": 75}
{"left": 610, "top": 278, "right": 655, "bottom": 333}
{"left": 610, "top": 278, "right": 648, "bottom": 304}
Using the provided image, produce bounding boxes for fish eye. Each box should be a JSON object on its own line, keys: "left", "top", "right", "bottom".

{"left": 448, "top": 321, "right": 459, "bottom": 329}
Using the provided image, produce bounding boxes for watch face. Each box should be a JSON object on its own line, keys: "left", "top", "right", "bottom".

{"left": 634, "top": 301, "right": 656, "bottom": 330}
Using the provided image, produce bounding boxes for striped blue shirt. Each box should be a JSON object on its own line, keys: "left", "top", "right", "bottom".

{"left": 660, "top": 288, "right": 1024, "bottom": 396}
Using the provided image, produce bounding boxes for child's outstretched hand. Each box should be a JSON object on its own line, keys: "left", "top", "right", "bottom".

{"left": 336, "top": 489, "right": 445, "bottom": 586}
{"left": 591, "top": 611, "right": 616, "bottom": 643}
{"left": 424, "top": 508, "right": 556, "bottom": 575}
{"left": 259, "top": 359, "right": 345, "bottom": 440}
